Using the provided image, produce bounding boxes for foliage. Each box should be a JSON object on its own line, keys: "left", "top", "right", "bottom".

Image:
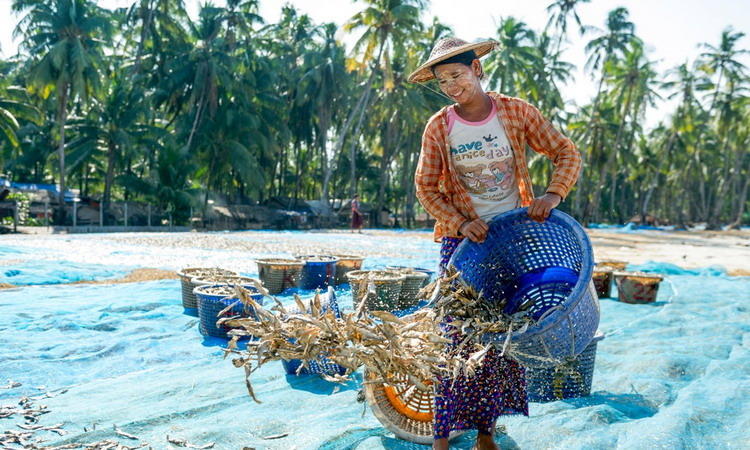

{"left": 0, "top": 1, "right": 747, "bottom": 227}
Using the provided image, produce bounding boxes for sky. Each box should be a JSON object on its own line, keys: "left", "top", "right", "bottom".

{"left": 1, "top": 0, "right": 749, "bottom": 126}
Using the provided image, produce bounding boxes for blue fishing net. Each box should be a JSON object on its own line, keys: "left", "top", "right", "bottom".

{"left": 0, "top": 232, "right": 748, "bottom": 449}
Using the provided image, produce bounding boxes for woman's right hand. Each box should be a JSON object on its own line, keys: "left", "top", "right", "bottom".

{"left": 459, "top": 219, "right": 489, "bottom": 243}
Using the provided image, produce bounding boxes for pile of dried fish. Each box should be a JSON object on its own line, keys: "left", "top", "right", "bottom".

{"left": 0, "top": 381, "right": 216, "bottom": 450}
{"left": 224, "top": 267, "right": 538, "bottom": 402}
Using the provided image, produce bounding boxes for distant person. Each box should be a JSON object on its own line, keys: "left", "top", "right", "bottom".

{"left": 350, "top": 194, "right": 363, "bottom": 233}
{"left": 409, "top": 37, "right": 581, "bottom": 449}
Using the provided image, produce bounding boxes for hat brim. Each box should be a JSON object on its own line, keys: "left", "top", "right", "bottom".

{"left": 407, "top": 40, "right": 498, "bottom": 83}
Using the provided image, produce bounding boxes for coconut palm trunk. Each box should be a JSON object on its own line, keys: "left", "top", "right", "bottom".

{"left": 56, "top": 83, "right": 69, "bottom": 225}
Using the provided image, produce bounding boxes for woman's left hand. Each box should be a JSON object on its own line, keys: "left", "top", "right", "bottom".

{"left": 528, "top": 193, "right": 562, "bottom": 222}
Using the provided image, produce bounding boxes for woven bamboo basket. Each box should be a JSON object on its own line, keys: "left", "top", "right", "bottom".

{"left": 346, "top": 270, "right": 404, "bottom": 311}
{"left": 597, "top": 260, "right": 628, "bottom": 271}
{"left": 363, "top": 370, "right": 435, "bottom": 444}
{"left": 177, "top": 267, "right": 238, "bottom": 311}
{"left": 386, "top": 266, "right": 435, "bottom": 287}
{"left": 192, "top": 275, "right": 262, "bottom": 289}
{"left": 592, "top": 268, "right": 614, "bottom": 298}
{"left": 363, "top": 313, "right": 463, "bottom": 444}
{"left": 613, "top": 271, "right": 663, "bottom": 304}
{"left": 255, "top": 258, "right": 304, "bottom": 295}
{"left": 593, "top": 260, "right": 627, "bottom": 298}
{"left": 387, "top": 268, "right": 429, "bottom": 310}
{"left": 332, "top": 254, "right": 365, "bottom": 285}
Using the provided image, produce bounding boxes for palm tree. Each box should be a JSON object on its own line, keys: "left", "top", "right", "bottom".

{"left": 297, "top": 23, "right": 349, "bottom": 213}
{"left": 698, "top": 28, "right": 748, "bottom": 228}
{"left": 342, "top": 0, "right": 426, "bottom": 196}
{"left": 545, "top": 0, "right": 591, "bottom": 54}
{"left": 699, "top": 27, "right": 748, "bottom": 114}
{"left": 12, "top": 0, "right": 111, "bottom": 224}
{"left": 576, "top": 7, "right": 637, "bottom": 220}
{"left": 485, "top": 17, "right": 538, "bottom": 96}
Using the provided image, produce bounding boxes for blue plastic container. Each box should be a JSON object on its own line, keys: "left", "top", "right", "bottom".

{"left": 449, "top": 208, "right": 599, "bottom": 368}
{"left": 297, "top": 256, "right": 338, "bottom": 290}
{"left": 281, "top": 287, "right": 347, "bottom": 376}
{"left": 194, "top": 284, "right": 264, "bottom": 339}
{"left": 526, "top": 332, "right": 604, "bottom": 402}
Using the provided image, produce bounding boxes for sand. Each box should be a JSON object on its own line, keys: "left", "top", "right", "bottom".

{"left": 0, "top": 228, "right": 748, "bottom": 285}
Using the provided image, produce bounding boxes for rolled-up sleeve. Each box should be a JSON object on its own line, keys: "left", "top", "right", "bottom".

{"left": 415, "top": 119, "right": 467, "bottom": 235}
{"left": 523, "top": 102, "right": 581, "bottom": 200}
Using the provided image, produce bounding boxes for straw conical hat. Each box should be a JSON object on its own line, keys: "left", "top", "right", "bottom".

{"left": 407, "top": 37, "right": 498, "bottom": 83}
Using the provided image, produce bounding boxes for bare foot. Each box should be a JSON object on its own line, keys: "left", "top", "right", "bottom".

{"left": 476, "top": 433, "right": 499, "bottom": 450}
{"left": 433, "top": 438, "right": 449, "bottom": 450}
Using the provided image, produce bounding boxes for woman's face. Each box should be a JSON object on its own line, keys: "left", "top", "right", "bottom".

{"left": 434, "top": 60, "right": 482, "bottom": 104}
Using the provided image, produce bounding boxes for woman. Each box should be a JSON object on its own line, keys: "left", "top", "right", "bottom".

{"left": 408, "top": 37, "right": 581, "bottom": 449}
{"left": 350, "top": 193, "right": 363, "bottom": 233}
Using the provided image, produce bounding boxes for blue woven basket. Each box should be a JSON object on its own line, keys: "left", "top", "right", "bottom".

{"left": 297, "top": 255, "right": 338, "bottom": 290}
{"left": 526, "top": 332, "right": 604, "bottom": 402}
{"left": 281, "top": 287, "right": 347, "bottom": 376}
{"left": 194, "top": 284, "right": 264, "bottom": 339}
{"left": 448, "top": 208, "right": 599, "bottom": 368}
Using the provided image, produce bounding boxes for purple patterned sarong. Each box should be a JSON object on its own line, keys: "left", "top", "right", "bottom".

{"left": 433, "top": 237, "right": 528, "bottom": 439}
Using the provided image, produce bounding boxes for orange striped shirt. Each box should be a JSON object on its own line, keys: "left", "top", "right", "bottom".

{"left": 415, "top": 92, "right": 581, "bottom": 241}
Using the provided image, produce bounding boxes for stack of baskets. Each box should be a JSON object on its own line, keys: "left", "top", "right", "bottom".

{"left": 613, "top": 271, "right": 664, "bottom": 303}
{"left": 177, "top": 267, "right": 238, "bottom": 314}
{"left": 255, "top": 258, "right": 305, "bottom": 294}
{"left": 333, "top": 254, "right": 365, "bottom": 284}
{"left": 346, "top": 270, "right": 405, "bottom": 311}
{"left": 592, "top": 260, "right": 627, "bottom": 298}
{"left": 193, "top": 283, "right": 264, "bottom": 339}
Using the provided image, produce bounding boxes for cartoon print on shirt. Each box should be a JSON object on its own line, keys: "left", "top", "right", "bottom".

{"left": 482, "top": 134, "right": 497, "bottom": 143}
{"left": 488, "top": 160, "right": 514, "bottom": 191}
{"left": 456, "top": 164, "right": 489, "bottom": 195}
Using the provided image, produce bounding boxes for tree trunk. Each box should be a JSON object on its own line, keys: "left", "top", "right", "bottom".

{"left": 318, "top": 114, "right": 333, "bottom": 217}
{"left": 103, "top": 140, "right": 117, "bottom": 226}
{"left": 56, "top": 84, "right": 69, "bottom": 225}
{"left": 728, "top": 176, "right": 749, "bottom": 229}
{"left": 348, "top": 86, "right": 373, "bottom": 198}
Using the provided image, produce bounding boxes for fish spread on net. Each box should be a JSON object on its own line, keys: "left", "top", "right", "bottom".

{"left": 224, "top": 267, "right": 537, "bottom": 402}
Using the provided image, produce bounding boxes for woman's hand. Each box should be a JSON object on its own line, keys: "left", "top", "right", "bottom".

{"left": 528, "top": 193, "right": 562, "bottom": 222}
{"left": 459, "top": 218, "right": 489, "bottom": 243}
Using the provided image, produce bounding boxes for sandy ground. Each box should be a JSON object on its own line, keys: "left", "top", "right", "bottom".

{"left": 103, "top": 227, "right": 750, "bottom": 275}
{"left": 586, "top": 228, "right": 750, "bottom": 276}
{"left": 0, "top": 228, "right": 748, "bottom": 291}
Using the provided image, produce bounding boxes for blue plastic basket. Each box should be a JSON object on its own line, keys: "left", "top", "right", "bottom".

{"left": 194, "top": 284, "right": 264, "bottom": 339}
{"left": 281, "top": 287, "right": 347, "bottom": 376}
{"left": 526, "top": 332, "right": 604, "bottom": 402}
{"left": 448, "top": 208, "right": 599, "bottom": 368}
{"left": 297, "top": 255, "right": 338, "bottom": 290}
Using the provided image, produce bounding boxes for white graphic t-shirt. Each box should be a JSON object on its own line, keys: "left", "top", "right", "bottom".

{"left": 448, "top": 102, "right": 520, "bottom": 222}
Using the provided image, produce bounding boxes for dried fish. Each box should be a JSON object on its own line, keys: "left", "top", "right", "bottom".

{"left": 227, "top": 268, "right": 539, "bottom": 401}
{"left": 0, "top": 381, "right": 21, "bottom": 390}
{"left": 166, "top": 435, "right": 215, "bottom": 449}
{"left": 113, "top": 427, "right": 139, "bottom": 440}
{"left": 261, "top": 433, "right": 288, "bottom": 440}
